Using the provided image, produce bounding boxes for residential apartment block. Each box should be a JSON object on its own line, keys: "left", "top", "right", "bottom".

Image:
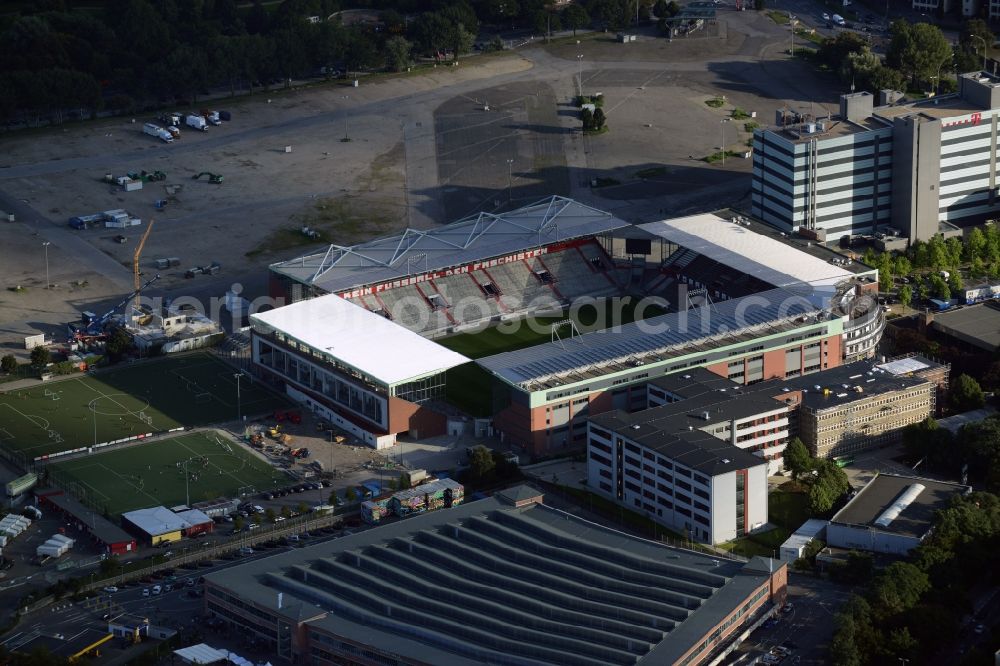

{"left": 752, "top": 72, "right": 1000, "bottom": 243}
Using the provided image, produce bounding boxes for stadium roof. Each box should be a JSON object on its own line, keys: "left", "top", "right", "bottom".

{"left": 830, "top": 474, "right": 970, "bottom": 538}
{"left": 205, "top": 488, "right": 782, "bottom": 666}
{"left": 270, "top": 197, "right": 627, "bottom": 294}
{"left": 477, "top": 287, "right": 826, "bottom": 389}
{"left": 638, "top": 214, "right": 857, "bottom": 291}
{"left": 250, "top": 294, "right": 469, "bottom": 386}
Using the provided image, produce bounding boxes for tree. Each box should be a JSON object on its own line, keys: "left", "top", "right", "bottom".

{"left": 808, "top": 460, "right": 850, "bottom": 515}
{"left": 894, "top": 255, "right": 911, "bottom": 277}
{"left": 886, "top": 20, "right": 952, "bottom": 89}
{"left": 280, "top": 504, "right": 291, "bottom": 518}
{"left": 783, "top": 437, "right": 813, "bottom": 480}
{"left": 384, "top": 36, "right": 412, "bottom": 72}
{"left": 899, "top": 284, "right": 913, "bottom": 309}
{"left": 562, "top": 3, "right": 590, "bottom": 35}
{"left": 947, "top": 270, "right": 964, "bottom": 293}
{"left": 592, "top": 106, "right": 606, "bottom": 130}
{"left": 870, "top": 561, "right": 930, "bottom": 619}
{"left": 452, "top": 22, "right": 475, "bottom": 60}
{"left": 819, "top": 31, "right": 868, "bottom": 71}
{"left": 581, "top": 106, "right": 594, "bottom": 131}
{"left": 233, "top": 515, "right": 245, "bottom": 531}
{"left": 398, "top": 472, "right": 408, "bottom": 489}
{"left": 951, "top": 373, "right": 985, "bottom": 411}
{"left": 344, "top": 486, "right": 357, "bottom": 502}
{"left": 329, "top": 490, "right": 341, "bottom": 506}
{"left": 99, "top": 555, "right": 120, "bottom": 577}
{"left": 105, "top": 327, "right": 132, "bottom": 361}
{"left": 0, "top": 355, "right": 16, "bottom": 374}
{"left": 296, "top": 501, "right": 308, "bottom": 515}
{"left": 653, "top": 0, "right": 669, "bottom": 17}
{"left": 29, "top": 346, "right": 50, "bottom": 369}
{"left": 966, "top": 226, "right": 987, "bottom": 262}
{"left": 469, "top": 446, "right": 495, "bottom": 481}
{"left": 830, "top": 595, "right": 879, "bottom": 666}
{"left": 956, "top": 19, "right": 993, "bottom": 73}
{"left": 265, "top": 507, "right": 276, "bottom": 522}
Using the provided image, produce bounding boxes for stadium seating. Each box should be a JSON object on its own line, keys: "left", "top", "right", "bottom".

{"left": 537, "top": 248, "right": 620, "bottom": 300}
{"left": 432, "top": 273, "right": 503, "bottom": 327}
{"left": 486, "top": 261, "right": 560, "bottom": 312}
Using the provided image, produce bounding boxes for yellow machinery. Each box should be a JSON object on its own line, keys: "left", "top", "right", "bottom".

{"left": 132, "top": 218, "right": 155, "bottom": 315}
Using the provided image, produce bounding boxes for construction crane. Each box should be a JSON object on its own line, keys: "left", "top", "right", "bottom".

{"left": 70, "top": 274, "right": 162, "bottom": 341}
{"left": 133, "top": 218, "right": 155, "bottom": 315}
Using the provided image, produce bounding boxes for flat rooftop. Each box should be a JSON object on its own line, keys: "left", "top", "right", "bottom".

{"left": 476, "top": 287, "right": 829, "bottom": 390}
{"left": 270, "top": 196, "right": 627, "bottom": 293}
{"left": 42, "top": 491, "right": 135, "bottom": 545}
{"left": 638, "top": 213, "right": 858, "bottom": 291}
{"left": 205, "top": 488, "right": 782, "bottom": 666}
{"left": 930, "top": 301, "right": 1000, "bottom": 351}
{"left": 250, "top": 293, "right": 469, "bottom": 386}
{"left": 590, "top": 396, "right": 772, "bottom": 476}
{"left": 872, "top": 95, "right": 984, "bottom": 121}
{"left": 831, "top": 474, "right": 970, "bottom": 538}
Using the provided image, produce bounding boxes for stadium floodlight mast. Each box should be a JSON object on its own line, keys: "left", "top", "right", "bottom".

{"left": 234, "top": 372, "right": 244, "bottom": 423}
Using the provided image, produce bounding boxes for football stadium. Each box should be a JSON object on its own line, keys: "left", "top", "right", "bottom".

{"left": 255, "top": 197, "right": 884, "bottom": 457}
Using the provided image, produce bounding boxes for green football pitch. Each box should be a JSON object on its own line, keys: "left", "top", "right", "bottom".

{"left": 47, "top": 431, "right": 289, "bottom": 516}
{"left": 0, "top": 352, "right": 290, "bottom": 462}
{"left": 439, "top": 296, "right": 665, "bottom": 416}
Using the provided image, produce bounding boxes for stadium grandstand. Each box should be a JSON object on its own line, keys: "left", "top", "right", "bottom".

{"left": 253, "top": 198, "right": 885, "bottom": 460}
{"left": 268, "top": 196, "right": 630, "bottom": 337}
{"left": 204, "top": 486, "right": 788, "bottom": 666}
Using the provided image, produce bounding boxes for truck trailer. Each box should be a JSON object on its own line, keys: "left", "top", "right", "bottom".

{"left": 143, "top": 123, "right": 174, "bottom": 143}
{"left": 185, "top": 115, "right": 208, "bottom": 131}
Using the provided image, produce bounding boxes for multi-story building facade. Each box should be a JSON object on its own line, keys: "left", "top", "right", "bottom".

{"left": 752, "top": 73, "right": 1000, "bottom": 243}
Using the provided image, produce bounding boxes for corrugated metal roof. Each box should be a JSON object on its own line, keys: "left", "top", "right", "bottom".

{"left": 477, "top": 287, "right": 823, "bottom": 387}
{"left": 270, "top": 197, "right": 627, "bottom": 294}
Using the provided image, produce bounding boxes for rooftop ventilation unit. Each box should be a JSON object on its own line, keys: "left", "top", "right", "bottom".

{"left": 874, "top": 484, "right": 926, "bottom": 528}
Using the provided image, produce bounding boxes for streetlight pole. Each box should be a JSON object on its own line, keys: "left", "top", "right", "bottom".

{"left": 42, "top": 242, "right": 50, "bottom": 290}
{"left": 720, "top": 119, "right": 729, "bottom": 167}
{"left": 342, "top": 95, "right": 350, "bottom": 142}
{"left": 506, "top": 159, "right": 514, "bottom": 203}
{"left": 184, "top": 458, "right": 190, "bottom": 507}
{"left": 577, "top": 55, "right": 584, "bottom": 98}
{"left": 973, "top": 35, "right": 987, "bottom": 72}
{"left": 234, "top": 373, "right": 243, "bottom": 424}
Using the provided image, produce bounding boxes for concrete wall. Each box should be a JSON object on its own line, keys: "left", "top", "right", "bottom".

{"left": 826, "top": 522, "right": 920, "bottom": 555}
{"left": 891, "top": 116, "right": 942, "bottom": 241}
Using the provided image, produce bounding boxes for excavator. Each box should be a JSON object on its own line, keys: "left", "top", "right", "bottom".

{"left": 191, "top": 172, "right": 223, "bottom": 184}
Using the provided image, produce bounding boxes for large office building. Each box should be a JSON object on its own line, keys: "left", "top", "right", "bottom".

{"left": 752, "top": 72, "right": 1000, "bottom": 243}
{"left": 203, "top": 486, "right": 788, "bottom": 666}
{"left": 586, "top": 356, "right": 946, "bottom": 543}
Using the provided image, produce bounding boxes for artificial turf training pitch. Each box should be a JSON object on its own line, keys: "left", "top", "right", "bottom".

{"left": 0, "top": 352, "right": 289, "bottom": 461}
{"left": 46, "top": 430, "right": 289, "bottom": 516}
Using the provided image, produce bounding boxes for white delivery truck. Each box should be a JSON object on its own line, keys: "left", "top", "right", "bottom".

{"left": 143, "top": 123, "right": 174, "bottom": 143}
{"left": 186, "top": 114, "right": 208, "bottom": 131}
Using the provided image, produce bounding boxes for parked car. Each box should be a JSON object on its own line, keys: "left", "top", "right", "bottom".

{"left": 152, "top": 585, "right": 162, "bottom": 595}
{"left": 103, "top": 586, "right": 119, "bottom": 593}
{"left": 142, "top": 588, "right": 150, "bottom": 597}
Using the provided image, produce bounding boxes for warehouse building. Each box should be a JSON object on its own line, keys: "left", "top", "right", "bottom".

{"left": 203, "top": 486, "right": 787, "bottom": 666}
{"left": 121, "top": 506, "right": 213, "bottom": 545}
{"left": 752, "top": 72, "right": 1000, "bottom": 243}
{"left": 827, "top": 473, "right": 970, "bottom": 555}
{"left": 36, "top": 490, "right": 137, "bottom": 555}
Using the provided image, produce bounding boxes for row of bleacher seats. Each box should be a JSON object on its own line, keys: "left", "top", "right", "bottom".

{"left": 340, "top": 244, "right": 629, "bottom": 335}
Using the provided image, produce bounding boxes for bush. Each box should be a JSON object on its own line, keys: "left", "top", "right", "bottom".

{"left": 705, "top": 97, "right": 725, "bottom": 108}
{"left": 0, "top": 354, "right": 16, "bottom": 374}
{"left": 731, "top": 108, "right": 751, "bottom": 120}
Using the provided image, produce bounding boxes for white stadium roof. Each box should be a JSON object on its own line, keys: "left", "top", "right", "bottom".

{"left": 251, "top": 295, "right": 469, "bottom": 386}
{"left": 638, "top": 214, "right": 856, "bottom": 291}
{"left": 270, "top": 197, "right": 627, "bottom": 294}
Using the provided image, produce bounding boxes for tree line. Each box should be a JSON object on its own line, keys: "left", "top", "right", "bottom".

{"left": 829, "top": 490, "right": 999, "bottom": 665}
{"left": 0, "top": 0, "right": 657, "bottom": 128}
{"left": 815, "top": 18, "right": 993, "bottom": 98}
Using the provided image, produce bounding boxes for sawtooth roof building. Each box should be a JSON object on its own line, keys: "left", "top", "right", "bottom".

{"left": 203, "top": 487, "right": 787, "bottom": 666}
